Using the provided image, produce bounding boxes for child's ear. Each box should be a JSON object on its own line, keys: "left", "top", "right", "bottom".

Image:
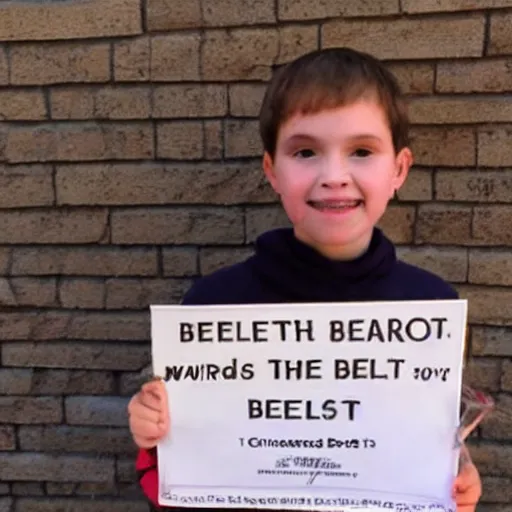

{"left": 392, "top": 147, "right": 413, "bottom": 194}
{"left": 263, "top": 151, "right": 280, "bottom": 193}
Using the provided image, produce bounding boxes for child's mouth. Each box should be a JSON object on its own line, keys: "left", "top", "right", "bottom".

{"left": 307, "top": 200, "right": 363, "bottom": 211}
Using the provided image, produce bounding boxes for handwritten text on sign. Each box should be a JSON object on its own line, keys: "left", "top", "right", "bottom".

{"left": 151, "top": 301, "right": 467, "bottom": 511}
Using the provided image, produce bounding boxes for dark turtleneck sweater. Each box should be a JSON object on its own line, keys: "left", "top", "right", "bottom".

{"left": 137, "top": 227, "right": 458, "bottom": 510}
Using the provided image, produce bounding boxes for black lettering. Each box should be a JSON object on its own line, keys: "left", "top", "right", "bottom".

{"left": 272, "top": 320, "right": 291, "bottom": 341}
{"left": 348, "top": 319, "right": 364, "bottom": 341}
{"left": 388, "top": 319, "right": 404, "bottom": 342}
{"left": 367, "top": 319, "right": 385, "bottom": 342}
{"left": 205, "top": 364, "right": 220, "bottom": 380}
{"left": 306, "top": 360, "right": 322, "bottom": 379}
{"left": 322, "top": 399, "right": 337, "bottom": 420}
{"left": 330, "top": 320, "right": 344, "bottom": 342}
{"left": 240, "top": 363, "right": 255, "bottom": 380}
{"left": 341, "top": 399, "right": 360, "bottom": 421}
{"left": 252, "top": 321, "right": 268, "bottom": 342}
{"left": 266, "top": 399, "right": 281, "bottom": 419}
{"left": 221, "top": 359, "right": 237, "bottom": 380}
{"left": 406, "top": 317, "right": 431, "bottom": 342}
{"left": 388, "top": 358, "right": 405, "bottom": 379}
{"left": 217, "top": 322, "right": 233, "bottom": 342}
{"left": 198, "top": 322, "right": 213, "bottom": 342}
{"left": 334, "top": 359, "right": 350, "bottom": 379}
{"left": 352, "top": 358, "right": 368, "bottom": 379}
{"left": 179, "top": 323, "right": 194, "bottom": 342}
{"left": 284, "top": 400, "right": 303, "bottom": 419}
{"left": 370, "top": 359, "right": 388, "bottom": 379}
{"left": 248, "top": 399, "right": 263, "bottom": 418}
{"left": 164, "top": 365, "right": 183, "bottom": 381}
{"left": 295, "top": 320, "right": 314, "bottom": 341}
{"left": 431, "top": 317, "right": 448, "bottom": 339}
{"left": 235, "top": 322, "right": 251, "bottom": 342}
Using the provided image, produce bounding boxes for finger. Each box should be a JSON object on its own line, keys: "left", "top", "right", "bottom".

{"left": 130, "top": 417, "right": 166, "bottom": 440}
{"left": 133, "top": 434, "right": 161, "bottom": 450}
{"left": 129, "top": 405, "right": 162, "bottom": 425}
{"left": 138, "top": 390, "right": 165, "bottom": 413}
{"left": 156, "top": 380, "right": 170, "bottom": 434}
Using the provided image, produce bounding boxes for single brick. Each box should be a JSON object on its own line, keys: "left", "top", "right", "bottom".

{"left": 0, "top": 0, "right": 140, "bottom": 41}
{"left": 117, "top": 459, "right": 138, "bottom": 482}
{"left": 458, "top": 285, "right": 512, "bottom": 325}
{"left": 11, "top": 43, "right": 110, "bottom": 86}
{"left": 277, "top": 25, "right": 319, "bottom": 65}
{"left": 0, "top": 499, "right": 10, "bottom": 512}
{"left": 119, "top": 372, "right": 146, "bottom": 396}
{"left": 464, "top": 358, "right": 502, "bottom": 392}
{"left": 5, "top": 123, "right": 153, "bottom": 163}
{"left": 0, "top": 426, "right": 15, "bottom": 451}
{"left": 322, "top": 15, "right": 485, "bottom": 60}
{"left": 0, "top": 453, "right": 114, "bottom": 482}
{"left": 162, "top": 248, "right": 198, "bottom": 277}
{"left": 156, "top": 122, "right": 204, "bottom": 159}
{"left": 56, "top": 162, "right": 272, "bottom": 206}
{"left": 396, "top": 247, "right": 468, "bottom": 283}
{"left": 469, "top": 250, "right": 512, "bottom": 286}
{"left": 229, "top": 84, "right": 266, "bottom": 117}
{"left": 470, "top": 444, "right": 512, "bottom": 477}
{"left": 202, "top": 28, "right": 279, "bottom": 81}
{"left": 51, "top": 86, "right": 151, "bottom": 120}
{"left": 0, "top": 165, "right": 53, "bottom": 208}
{"left": 397, "top": 168, "right": 432, "bottom": 201}
{"left": 245, "top": 205, "right": 290, "bottom": 242}
{"left": 472, "top": 326, "right": 512, "bottom": 357}
{"left": 473, "top": 206, "right": 512, "bottom": 245}
{"left": 203, "top": 0, "right": 275, "bottom": 26}
{"left": 489, "top": 11, "right": 512, "bottom": 55}
{"left": 14, "top": 498, "right": 150, "bottom": 512}
{"left": 2, "top": 342, "right": 149, "bottom": 371}
{"left": 437, "top": 59, "right": 512, "bottom": 93}
{"left": 409, "top": 127, "right": 476, "bottom": 166}
{"left": 29, "top": 370, "right": 114, "bottom": 396}
{"left": 59, "top": 279, "right": 105, "bottom": 309}
{"left": 436, "top": 170, "right": 512, "bottom": 203}
{"left": 0, "top": 90, "right": 46, "bottom": 120}
{"left": 204, "top": 120, "right": 223, "bottom": 160}
{"left": 0, "top": 397, "right": 62, "bottom": 424}
{"left": 378, "top": 205, "right": 415, "bottom": 244}
{"left": 279, "top": 0, "right": 398, "bottom": 20}
{"left": 199, "top": 247, "right": 254, "bottom": 275}
{"left": 65, "top": 396, "right": 129, "bottom": 427}
{"left": 481, "top": 394, "right": 512, "bottom": 442}
{"left": 0, "top": 312, "right": 71, "bottom": 341}
{"left": 0, "top": 209, "right": 108, "bottom": 244}
{"left": 386, "top": 62, "right": 435, "bottom": 95}
{"left": 11, "top": 483, "right": 44, "bottom": 497}
{"left": 111, "top": 208, "right": 245, "bottom": 245}
{"left": 4, "top": 278, "right": 57, "bottom": 307}
{"left": 478, "top": 127, "right": 512, "bottom": 166}
{"left": 403, "top": 0, "right": 512, "bottom": 11}
{"left": 0, "top": 47, "right": 7, "bottom": 85}
{"left": 114, "top": 37, "right": 150, "bottom": 82}
{"left": 146, "top": 0, "right": 201, "bottom": 31}
{"left": 11, "top": 247, "right": 157, "bottom": 277}
{"left": 416, "top": 204, "right": 473, "bottom": 245}
{"left": 0, "top": 369, "right": 33, "bottom": 394}
{"left": 480, "top": 476, "right": 512, "bottom": 503}
{"left": 225, "top": 120, "right": 262, "bottom": 158}
{"left": 503, "top": 360, "right": 512, "bottom": 392}
{"left": 151, "top": 34, "right": 200, "bottom": 81}
{"left": 409, "top": 96, "right": 512, "bottom": 124}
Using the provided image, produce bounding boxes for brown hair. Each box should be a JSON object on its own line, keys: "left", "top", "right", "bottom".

{"left": 259, "top": 47, "right": 409, "bottom": 157}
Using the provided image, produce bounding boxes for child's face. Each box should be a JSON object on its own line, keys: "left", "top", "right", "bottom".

{"left": 263, "top": 99, "right": 412, "bottom": 260}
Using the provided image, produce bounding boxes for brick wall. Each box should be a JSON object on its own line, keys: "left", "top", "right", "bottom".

{"left": 0, "top": 0, "right": 510, "bottom": 511}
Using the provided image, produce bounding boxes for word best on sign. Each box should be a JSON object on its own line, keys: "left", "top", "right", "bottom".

{"left": 150, "top": 300, "right": 467, "bottom": 512}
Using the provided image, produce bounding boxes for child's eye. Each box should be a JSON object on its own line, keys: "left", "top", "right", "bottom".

{"left": 352, "top": 148, "right": 372, "bottom": 158}
{"left": 294, "top": 149, "right": 316, "bottom": 159}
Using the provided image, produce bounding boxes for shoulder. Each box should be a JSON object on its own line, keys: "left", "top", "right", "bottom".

{"left": 393, "top": 259, "right": 459, "bottom": 300}
{"left": 181, "top": 258, "right": 257, "bottom": 305}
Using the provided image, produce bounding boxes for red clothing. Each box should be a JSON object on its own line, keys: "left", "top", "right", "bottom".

{"left": 136, "top": 448, "right": 159, "bottom": 508}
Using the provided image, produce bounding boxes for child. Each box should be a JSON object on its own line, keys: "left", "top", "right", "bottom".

{"left": 128, "top": 47, "right": 482, "bottom": 511}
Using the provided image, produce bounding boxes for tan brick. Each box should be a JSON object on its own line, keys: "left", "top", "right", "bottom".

{"left": 437, "top": 169, "right": 512, "bottom": 202}
{"left": 473, "top": 206, "right": 512, "bottom": 245}
{"left": 458, "top": 285, "right": 512, "bottom": 325}
{"left": 0, "top": 47, "right": 7, "bottom": 85}
{"left": 377, "top": 205, "right": 415, "bottom": 244}
{"left": 409, "top": 96, "right": 512, "bottom": 124}
{"left": 481, "top": 476, "right": 512, "bottom": 503}
{"left": 277, "top": 25, "right": 319, "bottom": 65}
{"left": 402, "top": 0, "right": 511, "bottom": 12}
{"left": 0, "top": 426, "right": 15, "bottom": 451}
{"left": 59, "top": 279, "right": 105, "bottom": 309}
{"left": 225, "top": 120, "right": 262, "bottom": 158}
{"left": 246, "top": 205, "right": 290, "bottom": 242}
{"left": 416, "top": 204, "right": 472, "bottom": 245}
{"left": 0, "top": 90, "right": 46, "bottom": 121}
{"left": 11, "top": 247, "right": 157, "bottom": 277}
{"left": 114, "top": 37, "right": 150, "bottom": 82}
{"left": 322, "top": 15, "right": 485, "bottom": 60}
{"left": 0, "top": 165, "right": 53, "bottom": 208}
{"left": 13, "top": 498, "right": 148, "bottom": 512}
{"left": 105, "top": 278, "right": 191, "bottom": 309}
{"left": 386, "top": 62, "right": 435, "bottom": 95}
{"left": 202, "top": 28, "right": 279, "bottom": 81}
{"left": 205, "top": 121, "right": 223, "bottom": 160}
{"left": 154, "top": 85, "right": 227, "bottom": 118}
{"left": 481, "top": 394, "right": 512, "bottom": 442}
{"left": 489, "top": 11, "right": 512, "bottom": 55}
{"left": 0, "top": 398, "right": 62, "bottom": 424}
{"left": 464, "top": 358, "right": 501, "bottom": 393}
{"left": 0, "top": 209, "right": 108, "bottom": 244}
{"left": 0, "top": 312, "right": 71, "bottom": 341}
{"left": 6, "top": 123, "right": 153, "bottom": 163}
{"left": 279, "top": 0, "right": 398, "bottom": 20}
{"left": 0, "top": 249, "right": 9, "bottom": 274}
{"left": 437, "top": 59, "right": 512, "bottom": 93}
{"left": 151, "top": 34, "right": 200, "bottom": 81}
{"left": 472, "top": 326, "right": 512, "bottom": 357}
{"left": 200, "top": 247, "right": 254, "bottom": 275}
{"left": 147, "top": 0, "right": 202, "bottom": 31}
{"left": 409, "top": 127, "right": 476, "bottom": 167}
{"left": 111, "top": 208, "right": 245, "bottom": 245}
{"left": 56, "top": 162, "right": 273, "bottom": 206}
{"left": 4, "top": 278, "right": 58, "bottom": 308}
{"left": 469, "top": 250, "right": 512, "bottom": 286}
{"left": 203, "top": 0, "right": 275, "bottom": 26}
{"left": 11, "top": 43, "right": 110, "bottom": 86}
{"left": 51, "top": 86, "right": 151, "bottom": 120}
{"left": 478, "top": 127, "right": 512, "bottom": 166}
{"left": 503, "top": 360, "right": 512, "bottom": 392}
{"left": 396, "top": 247, "right": 467, "bottom": 283}
{"left": 397, "top": 168, "right": 432, "bottom": 201}
{"left": 229, "top": 84, "right": 266, "bottom": 117}
{"left": 162, "top": 248, "right": 198, "bottom": 277}
{"left": 157, "top": 122, "right": 203, "bottom": 159}
{"left": 0, "top": 0, "right": 140, "bottom": 41}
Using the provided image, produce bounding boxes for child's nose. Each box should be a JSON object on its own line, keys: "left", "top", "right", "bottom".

{"left": 320, "top": 160, "right": 351, "bottom": 187}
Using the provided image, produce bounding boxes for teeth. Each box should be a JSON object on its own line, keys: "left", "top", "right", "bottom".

{"left": 312, "top": 200, "right": 360, "bottom": 209}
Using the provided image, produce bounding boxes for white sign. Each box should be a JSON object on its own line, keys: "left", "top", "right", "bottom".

{"left": 151, "top": 300, "right": 467, "bottom": 512}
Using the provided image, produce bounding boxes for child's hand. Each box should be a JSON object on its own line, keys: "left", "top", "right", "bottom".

{"left": 128, "top": 379, "right": 169, "bottom": 449}
{"left": 453, "top": 445, "right": 482, "bottom": 512}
